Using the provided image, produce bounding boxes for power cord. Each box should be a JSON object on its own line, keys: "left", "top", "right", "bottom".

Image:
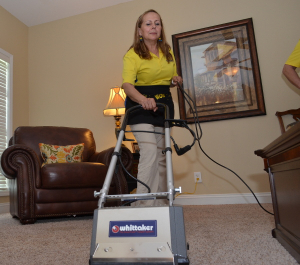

{"left": 175, "top": 181, "right": 198, "bottom": 197}
{"left": 117, "top": 94, "right": 273, "bottom": 215}
{"left": 116, "top": 151, "right": 150, "bottom": 206}
{"left": 176, "top": 82, "right": 274, "bottom": 216}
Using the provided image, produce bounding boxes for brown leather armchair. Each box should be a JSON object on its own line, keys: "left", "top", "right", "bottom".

{"left": 0, "top": 126, "right": 133, "bottom": 224}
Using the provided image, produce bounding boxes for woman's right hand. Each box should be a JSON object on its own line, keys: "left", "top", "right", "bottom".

{"left": 123, "top": 83, "right": 158, "bottom": 112}
{"left": 139, "top": 97, "right": 158, "bottom": 112}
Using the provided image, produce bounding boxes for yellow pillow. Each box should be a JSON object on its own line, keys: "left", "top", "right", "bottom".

{"left": 39, "top": 143, "right": 84, "bottom": 167}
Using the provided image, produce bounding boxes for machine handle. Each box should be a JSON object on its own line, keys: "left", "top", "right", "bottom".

{"left": 121, "top": 103, "right": 170, "bottom": 131}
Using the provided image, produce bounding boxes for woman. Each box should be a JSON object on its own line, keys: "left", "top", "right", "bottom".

{"left": 122, "top": 9, "right": 182, "bottom": 206}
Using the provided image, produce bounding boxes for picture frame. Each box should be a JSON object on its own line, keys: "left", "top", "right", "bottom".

{"left": 172, "top": 18, "right": 266, "bottom": 123}
{"left": 131, "top": 141, "right": 140, "bottom": 153}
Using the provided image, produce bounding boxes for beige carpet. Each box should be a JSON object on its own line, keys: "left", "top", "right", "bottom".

{"left": 0, "top": 204, "right": 298, "bottom": 265}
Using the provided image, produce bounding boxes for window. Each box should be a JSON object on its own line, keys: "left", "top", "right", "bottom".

{"left": 0, "top": 48, "right": 13, "bottom": 196}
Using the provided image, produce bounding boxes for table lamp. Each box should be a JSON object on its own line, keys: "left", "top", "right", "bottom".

{"left": 103, "top": 86, "right": 126, "bottom": 135}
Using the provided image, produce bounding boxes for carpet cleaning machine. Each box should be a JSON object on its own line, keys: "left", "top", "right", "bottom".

{"left": 90, "top": 104, "right": 194, "bottom": 265}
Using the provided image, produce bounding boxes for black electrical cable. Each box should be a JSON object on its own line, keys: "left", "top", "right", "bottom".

{"left": 118, "top": 93, "right": 273, "bottom": 215}
{"left": 117, "top": 150, "right": 153, "bottom": 206}
{"left": 177, "top": 82, "right": 274, "bottom": 216}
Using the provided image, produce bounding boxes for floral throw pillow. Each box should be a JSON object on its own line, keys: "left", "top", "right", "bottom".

{"left": 39, "top": 143, "right": 84, "bottom": 167}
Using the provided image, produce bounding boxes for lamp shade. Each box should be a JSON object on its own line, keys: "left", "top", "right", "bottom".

{"left": 103, "top": 86, "right": 126, "bottom": 116}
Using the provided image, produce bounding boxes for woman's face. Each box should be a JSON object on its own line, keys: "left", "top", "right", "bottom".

{"left": 138, "top": 12, "right": 162, "bottom": 43}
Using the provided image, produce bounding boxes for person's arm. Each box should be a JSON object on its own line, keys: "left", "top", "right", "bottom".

{"left": 282, "top": 64, "right": 300, "bottom": 89}
{"left": 123, "top": 82, "right": 157, "bottom": 111}
{"left": 169, "top": 50, "right": 183, "bottom": 87}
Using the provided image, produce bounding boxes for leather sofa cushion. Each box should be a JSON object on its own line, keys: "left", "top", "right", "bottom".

{"left": 40, "top": 162, "right": 108, "bottom": 189}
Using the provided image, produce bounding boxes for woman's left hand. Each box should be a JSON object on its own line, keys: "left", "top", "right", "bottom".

{"left": 171, "top": 76, "right": 183, "bottom": 87}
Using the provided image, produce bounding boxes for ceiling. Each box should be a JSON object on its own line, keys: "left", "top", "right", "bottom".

{"left": 0, "top": 0, "right": 133, "bottom": 27}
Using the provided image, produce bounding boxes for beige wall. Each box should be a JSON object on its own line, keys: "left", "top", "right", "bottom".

{"left": 2, "top": 0, "right": 300, "bottom": 203}
{"left": 0, "top": 6, "right": 29, "bottom": 130}
{"left": 28, "top": 0, "right": 300, "bottom": 196}
{"left": 0, "top": 6, "right": 29, "bottom": 204}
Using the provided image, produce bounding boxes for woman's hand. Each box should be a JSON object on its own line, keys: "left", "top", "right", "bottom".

{"left": 139, "top": 97, "right": 158, "bottom": 112}
{"left": 171, "top": 76, "right": 183, "bottom": 87}
{"left": 123, "top": 83, "right": 158, "bottom": 112}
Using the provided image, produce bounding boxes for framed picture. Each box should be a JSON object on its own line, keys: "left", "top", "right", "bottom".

{"left": 131, "top": 142, "right": 140, "bottom": 153}
{"left": 172, "top": 18, "right": 266, "bottom": 123}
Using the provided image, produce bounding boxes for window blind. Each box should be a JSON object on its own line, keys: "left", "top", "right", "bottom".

{"left": 0, "top": 49, "right": 12, "bottom": 193}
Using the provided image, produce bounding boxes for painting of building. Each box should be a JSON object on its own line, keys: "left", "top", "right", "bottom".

{"left": 191, "top": 40, "right": 245, "bottom": 107}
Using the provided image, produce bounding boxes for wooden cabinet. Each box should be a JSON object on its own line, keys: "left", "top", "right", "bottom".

{"left": 255, "top": 122, "right": 300, "bottom": 263}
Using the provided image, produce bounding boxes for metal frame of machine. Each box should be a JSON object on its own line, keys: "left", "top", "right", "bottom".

{"left": 89, "top": 104, "right": 190, "bottom": 265}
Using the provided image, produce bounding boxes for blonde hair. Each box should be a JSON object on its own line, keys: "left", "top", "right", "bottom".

{"left": 130, "top": 9, "right": 173, "bottom": 62}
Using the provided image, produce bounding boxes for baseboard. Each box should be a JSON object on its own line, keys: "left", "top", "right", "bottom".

{"left": 174, "top": 192, "right": 272, "bottom": 205}
{"left": 0, "top": 203, "right": 9, "bottom": 214}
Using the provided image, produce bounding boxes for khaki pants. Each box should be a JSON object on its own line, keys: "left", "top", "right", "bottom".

{"left": 130, "top": 123, "right": 168, "bottom": 206}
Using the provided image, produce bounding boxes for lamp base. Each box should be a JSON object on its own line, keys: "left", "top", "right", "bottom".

{"left": 114, "top": 115, "right": 121, "bottom": 128}
{"left": 114, "top": 115, "right": 121, "bottom": 139}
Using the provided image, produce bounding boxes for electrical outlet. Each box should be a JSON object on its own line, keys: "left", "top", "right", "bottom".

{"left": 194, "top": 172, "right": 202, "bottom": 183}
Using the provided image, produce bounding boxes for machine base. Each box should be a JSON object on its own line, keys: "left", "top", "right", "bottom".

{"left": 89, "top": 206, "right": 189, "bottom": 265}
